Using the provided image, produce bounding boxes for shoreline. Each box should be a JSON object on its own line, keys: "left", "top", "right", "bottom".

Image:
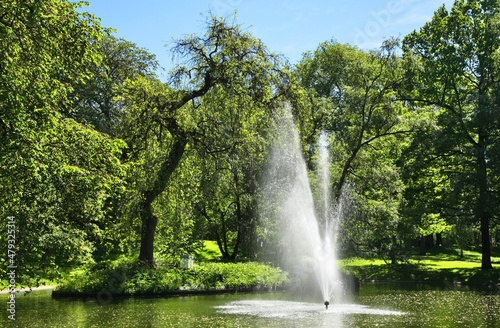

{"left": 1, "top": 279, "right": 498, "bottom": 298}
{"left": 51, "top": 286, "right": 285, "bottom": 299}
{"left": 52, "top": 279, "right": 499, "bottom": 299}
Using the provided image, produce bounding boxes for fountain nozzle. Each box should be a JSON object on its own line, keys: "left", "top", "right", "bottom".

{"left": 324, "top": 300, "right": 329, "bottom": 310}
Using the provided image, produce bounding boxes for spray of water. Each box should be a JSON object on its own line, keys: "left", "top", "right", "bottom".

{"left": 260, "top": 105, "right": 345, "bottom": 305}
{"left": 317, "top": 133, "right": 343, "bottom": 304}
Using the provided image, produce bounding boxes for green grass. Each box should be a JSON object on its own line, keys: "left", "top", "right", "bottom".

{"left": 410, "top": 244, "right": 500, "bottom": 264}
{"left": 341, "top": 256, "right": 500, "bottom": 285}
{"left": 194, "top": 240, "right": 223, "bottom": 262}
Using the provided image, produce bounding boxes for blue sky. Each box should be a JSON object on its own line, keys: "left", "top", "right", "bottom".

{"left": 83, "top": 0, "right": 455, "bottom": 78}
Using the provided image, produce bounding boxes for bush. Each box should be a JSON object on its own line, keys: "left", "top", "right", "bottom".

{"left": 191, "top": 262, "right": 288, "bottom": 290}
{"left": 56, "top": 259, "right": 288, "bottom": 295}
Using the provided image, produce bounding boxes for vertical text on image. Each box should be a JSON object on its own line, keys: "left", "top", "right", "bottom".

{"left": 6, "top": 216, "right": 16, "bottom": 321}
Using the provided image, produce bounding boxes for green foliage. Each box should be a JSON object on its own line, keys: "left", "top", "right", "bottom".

{"left": 116, "top": 13, "right": 294, "bottom": 265}
{"left": 192, "top": 86, "right": 273, "bottom": 260}
{"left": 0, "top": 0, "right": 108, "bottom": 116}
{"left": 191, "top": 262, "right": 288, "bottom": 290}
{"left": 152, "top": 153, "right": 204, "bottom": 266}
{"left": 0, "top": 116, "right": 126, "bottom": 282}
{"left": 5, "top": 0, "right": 500, "bottom": 287}
{"left": 295, "top": 40, "right": 414, "bottom": 260}
{"left": 417, "top": 214, "right": 452, "bottom": 236}
{"left": 402, "top": 0, "right": 500, "bottom": 268}
{"left": 56, "top": 258, "right": 288, "bottom": 295}
{"left": 0, "top": 0, "right": 126, "bottom": 285}
{"left": 64, "top": 35, "right": 159, "bottom": 135}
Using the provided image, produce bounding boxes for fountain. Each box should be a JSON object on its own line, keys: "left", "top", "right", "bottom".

{"left": 215, "top": 106, "right": 408, "bottom": 324}
{"left": 260, "top": 105, "right": 346, "bottom": 306}
{"left": 214, "top": 104, "right": 410, "bottom": 326}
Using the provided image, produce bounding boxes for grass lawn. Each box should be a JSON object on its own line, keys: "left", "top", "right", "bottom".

{"left": 410, "top": 244, "right": 500, "bottom": 264}
{"left": 191, "top": 240, "right": 500, "bottom": 286}
{"left": 341, "top": 254, "right": 500, "bottom": 285}
{"left": 194, "top": 240, "right": 223, "bottom": 261}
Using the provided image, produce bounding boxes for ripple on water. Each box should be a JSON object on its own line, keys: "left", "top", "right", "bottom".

{"left": 215, "top": 300, "right": 406, "bottom": 319}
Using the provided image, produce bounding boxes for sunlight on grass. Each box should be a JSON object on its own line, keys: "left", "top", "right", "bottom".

{"left": 340, "top": 255, "right": 500, "bottom": 285}
{"left": 194, "top": 241, "right": 223, "bottom": 262}
{"left": 414, "top": 245, "right": 500, "bottom": 264}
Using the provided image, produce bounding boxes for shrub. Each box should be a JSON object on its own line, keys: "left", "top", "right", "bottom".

{"left": 56, "top": 260, "right": 288, "bottom": 295}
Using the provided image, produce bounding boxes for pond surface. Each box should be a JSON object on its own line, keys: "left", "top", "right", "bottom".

{"left": 2, "top": 283, "right": 499, "bottom": 327}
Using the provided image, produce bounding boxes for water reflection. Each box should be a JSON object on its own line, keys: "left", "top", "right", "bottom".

{"left": 1, "top": 283, "right": 498, "bottom": 327}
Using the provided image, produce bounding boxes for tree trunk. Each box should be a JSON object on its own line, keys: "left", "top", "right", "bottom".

{"left": 213, "top": 218, "right": 242, "bottom": 262}
{"left": 138, "top": 196, "right": 158, "bottom": 268}
{"left": 229, "top": 230, "right": 241, "bottom": 261}
{"left": 214, "top": 230, "right": 230, "bottom": 260}
{"left": 436, "top": 233, "right": 443, "bottom": 246}
{"left": 481, "top": 217, "right": 492, "bottom": 269}
{"left": 229, "top": 175, "right": 243, "bottom": 261}
{"left": 425, "top": 234, "right": 434, "bottom": 249}
{"left": 334, "top": 145, "right": 362, "bottom": 201}
{"left": 419, "top": 236, "right": 426, "bottom": 256}
{"left": 137, "top": 134, "right": 188, "bottom": 267}
{"left": 477, "top": 135, "right": 492, "bottom": 270}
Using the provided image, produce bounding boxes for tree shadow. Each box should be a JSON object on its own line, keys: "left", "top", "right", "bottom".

{"left": 346, "top": 260, "right": 500, "bottom": 285}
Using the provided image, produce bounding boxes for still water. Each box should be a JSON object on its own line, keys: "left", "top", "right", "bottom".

{"left": 2, "top": 283, "right": 499, "bottom": 327}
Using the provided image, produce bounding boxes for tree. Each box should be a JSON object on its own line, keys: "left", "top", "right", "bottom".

{"left": 402, "top": 0, "right": 500, "bottom": 269}
{"left": 0, "top": 1, "right": 125, "bottom": 283}
{"left": 118, "top": 14, "right": 291, "bottom": 267}
{"left": 400, "top": 108, "right": 465, "bottom": 256}
{"left": 295, "top": 41, "right": 413, "bottom": 260}
{"left": 296, "top": 40, "right": 411, "bottom": 199}
{"left": 62, "top": 35, "right": 159, "bottom": 135}
{"left": 192, "top": 87, "right": 270, "bottom": 261}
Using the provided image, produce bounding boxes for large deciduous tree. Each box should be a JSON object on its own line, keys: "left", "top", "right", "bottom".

{"left": 118, "top": 15, "right": 291, "bottom": 266}
{"left": 193, "top": 86, "right": 270, "bottom": 261}
{"left": 295, "top": 41, "right": 414, "bottom": 259}
{"left": 0, "top": 0, "right": 125, "bottom": 283}
{"left": 296, "top": 40, "right": 411, "bottom": 199}
{"left": 402, "top": 0, "right": 500, "bottom": 269}
{"left": 63, "top": 35, "right": 159, "bottom": 135}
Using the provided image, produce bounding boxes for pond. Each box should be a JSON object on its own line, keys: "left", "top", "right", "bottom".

{"left": 2, "top": 283, "right": 498, "bottom": 327}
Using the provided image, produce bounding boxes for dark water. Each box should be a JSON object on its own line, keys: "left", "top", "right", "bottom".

{"left": 2, "top": 283, "right": 499, "bottom": 327}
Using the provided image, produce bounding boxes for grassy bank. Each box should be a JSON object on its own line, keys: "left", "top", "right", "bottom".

{"left": 11, "top": 243, "right": 500, "bottom": 294}
{"left": 55, "top": 259, "right": 288, "bottom": 296}
{"left": 340, "top": 246, "right": 500, "bottom": 286}
{"left": 0, "top": 278, "right": 57, "bottom": 292}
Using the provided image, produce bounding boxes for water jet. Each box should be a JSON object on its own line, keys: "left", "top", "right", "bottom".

{"left": 261, "top": 106, "right": 346, "bottom": 305}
